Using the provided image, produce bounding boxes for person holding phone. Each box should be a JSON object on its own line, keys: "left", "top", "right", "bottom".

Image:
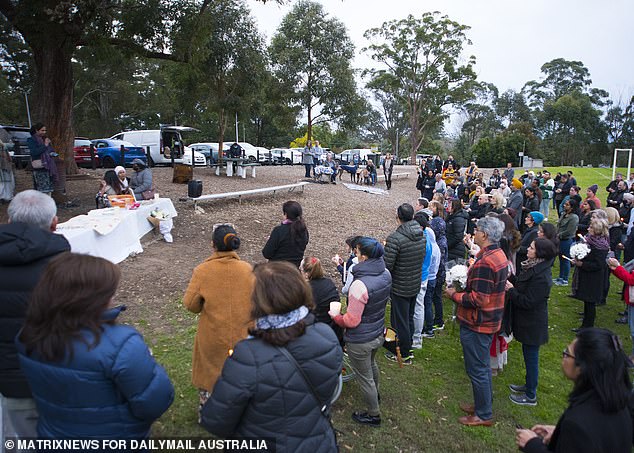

{"left": 26, "top": 123, "right": 58, "bottom": 194}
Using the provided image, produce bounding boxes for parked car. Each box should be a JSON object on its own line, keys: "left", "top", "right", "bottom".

{"left": 267, "top": 148, "right": 298, "bottom": 165}
{"left": 189, "top": 142, "right": 229, "bottom": 164}
{"left": 73, "top": 137, "right": 100, "bottom": 167}
{"left": 111, "top": 126, "right": 206, "bottom": 166}
{"left": 335, "top": 149, "right": 379, "bottom": 165}
{"left": 0, "top": 125, "right": 31, "bottom": 168}
{"left": 91, "top": 139, "right": 147, "bottom": 167}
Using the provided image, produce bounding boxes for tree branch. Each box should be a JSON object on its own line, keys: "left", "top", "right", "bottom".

{"left": 96, "top": 37, "right": 188, "bottom": 63}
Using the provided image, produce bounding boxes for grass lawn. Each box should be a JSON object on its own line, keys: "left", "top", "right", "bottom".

{"left": 149, "top": 166, "right": 633, "bottom": 452}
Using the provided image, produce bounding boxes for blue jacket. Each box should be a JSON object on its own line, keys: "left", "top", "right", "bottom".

{"left": 16, "top": 306, "right": 174, "bottom": 439}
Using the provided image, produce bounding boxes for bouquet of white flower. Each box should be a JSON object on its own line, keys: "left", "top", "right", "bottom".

{"left": 569, "top": 242, "right": 591, "bottom": 261}
{"left": 446, "top": 262, "right": 469, "bottom": 292}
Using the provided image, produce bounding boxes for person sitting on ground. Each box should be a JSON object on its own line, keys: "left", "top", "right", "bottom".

{"left": 96, "top": 170, "right": 127, "bottom": 208}
{"left": 183, "top": 224, "right": 255, "bottom": 418}
{"left": 515, "top": 328, "right": 632, "bottom": 453}
{"left": 16, "top": 253, "right": 174, "bottom": 439}
{"left": 201, "top": 262, "right": 342, "bottom": 451}
{"left": 0, "top": 190, "right": 70, "bottom": 440}
{"left": 331, "top": 238, "right": 391, "bottom": 427}
{"left": 129, "top": 158, "right": 153, "bottom": 199}
{"left": 301, "top": 256, "right": 343, "bottom": 345}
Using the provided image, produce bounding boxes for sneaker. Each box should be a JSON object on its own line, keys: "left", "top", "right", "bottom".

{"left": 509, "top": 384, "right": 527, "bottom": 393}
{"left": 432, "top": 323, "right": 445, "bottom": 331}
{"left": 351, "top": 411, "right": 381, "bottom": 427}
{"left": 385, "top": 352, "right": 412, "bottom": 365}
{"left": 616, "top": 317, "right": 628, "bottom": 324}
{"left": 422, "top": 331, "right": 435, "bottom": 339}
{"left": 412, "top": 340, "right": 422, "bottom": 349}
{"left": 555, "top": 279, "right": 568, "bottom": 286}
{"left": 509, "top": 393, "right": 537, "bottom": 406}
{"left": 552, "top": 277, "right": 562, "bottom": 284}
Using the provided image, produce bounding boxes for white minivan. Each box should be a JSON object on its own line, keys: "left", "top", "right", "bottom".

{"left": 111, "top": 126, "right": 206, "bottom": 166}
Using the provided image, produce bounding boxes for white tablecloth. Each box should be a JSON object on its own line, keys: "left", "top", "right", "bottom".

{"left": 56, "top": 198, "right": 178, "bottom": 263}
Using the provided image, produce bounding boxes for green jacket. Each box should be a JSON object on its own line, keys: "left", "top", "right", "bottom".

{"left": 384, "top": 220, "right": 426, "bottom": 297}
{"left": 557, "top": 213, "right": 579, "bottom": 240}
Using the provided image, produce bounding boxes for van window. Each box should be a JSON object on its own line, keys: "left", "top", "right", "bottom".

{"left": 111, "top": 133, "right": 123, "bottom": 141}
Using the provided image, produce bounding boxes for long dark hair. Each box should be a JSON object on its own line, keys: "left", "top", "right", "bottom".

{"left": 30, "top": 122, "right": 45, "bottom": 135}
{"left": 20, "top": 253, "right": 120, "bottom": 362}
{"left": 283, "top": 200, "right": 308, "bottom": 244}
{"left": 103, "top": 170, "right": 124, "bottom": 195}
{"left": 248, "top": 261, "right": 313, "bottom": 346}
{"left": 571, "top": 328, "right": 632, "bottom": 412}
{"left": 539, "top": 222, "right": 559, "bottom": 247}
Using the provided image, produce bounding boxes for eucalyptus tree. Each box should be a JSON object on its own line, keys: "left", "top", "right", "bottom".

{"left": 269, "top": 0, "right": 362, "bottom": 141}
{"left": 364, "top": 12, "right": 477, "bottom": 163}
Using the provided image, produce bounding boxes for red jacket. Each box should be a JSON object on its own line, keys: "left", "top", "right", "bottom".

{"left": 612, "top": 266, "right": 634, "bottom": 306}
{"left": 451, "top": 244, "right": 509, "bottom": 334}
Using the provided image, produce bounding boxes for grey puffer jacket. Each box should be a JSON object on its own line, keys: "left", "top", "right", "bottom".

{"left": 201, "top": 316, "right": 341, "bottom": 453}
{"left": 384, "top": 220, "right": 426, "bottom": 297}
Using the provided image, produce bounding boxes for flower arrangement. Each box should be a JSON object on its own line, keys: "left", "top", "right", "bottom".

{"left": 569, "top": 242, "right": 591, "bottom": 261}
{"left": 446, "top": 264, "right": 469, "bottom": 292}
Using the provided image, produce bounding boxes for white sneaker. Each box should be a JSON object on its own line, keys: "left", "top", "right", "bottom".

{"left": 412, "top": 340, "right": 422, "bottom": 349}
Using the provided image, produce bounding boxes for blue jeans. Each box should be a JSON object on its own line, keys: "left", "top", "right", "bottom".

{"left": 559, "top": 238, "right": 572, "bottom": 280}
{"left": 304, "top": 164, "right": 312, "bottom": 178}
{"left": 423, "top": 280, "right": 436, "bottom": 332}
{"left": 522, "top": 344, "right": 540, "bottom": 399}
{"left": 460, "top": 325, "right": 494, "bottom": 420}
{"left": 539, "top": 198, "right": 550, "bottom": 218}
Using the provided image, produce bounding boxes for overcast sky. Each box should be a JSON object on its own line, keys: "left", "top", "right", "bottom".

{"left": 248, "top": 0, "right": 633, "bottom": 109}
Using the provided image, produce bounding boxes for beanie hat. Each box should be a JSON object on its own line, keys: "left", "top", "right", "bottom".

{"left": 529, "top": 211, "right": 545, "bottom": 225}
{"left": 114, "top": 166, "right": 125, "bottom": 175}
{"left": 588, "top": 184, "right": 598, "bottom": 194}
{"left": 511, "top": 178, "right": 523, "bottom": 190}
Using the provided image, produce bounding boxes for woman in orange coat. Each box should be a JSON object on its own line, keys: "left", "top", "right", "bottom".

{"left": 183, "top": 224, "right": 255, "bottom": 417}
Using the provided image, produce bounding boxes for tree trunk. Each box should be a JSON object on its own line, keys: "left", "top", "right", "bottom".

{"left": 307, "top": 98, "right": 312, "bottom": 142}
{"left": 218, "top": 109, "right": 226, "bottom": 164}
{"left": 31, "top": 44, "right": 79, "bottom": 178}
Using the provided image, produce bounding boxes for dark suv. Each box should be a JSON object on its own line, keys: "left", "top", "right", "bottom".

{"left": 0, "top": 125, "right": 31, "bottom": 168}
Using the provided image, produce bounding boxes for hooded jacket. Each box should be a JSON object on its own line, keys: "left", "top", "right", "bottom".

{"left": 0, "top": 223, "right": 70, "bottom": 398}
{"left": 384, "top": 220, "right": 425, "bottom": 297}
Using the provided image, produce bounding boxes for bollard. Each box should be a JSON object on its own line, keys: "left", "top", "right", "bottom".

{"left": 120, "top": 145, "right": 125, "bottom": 166}
{"left": 146, "top": 146, "right": 152, "bottom": 167}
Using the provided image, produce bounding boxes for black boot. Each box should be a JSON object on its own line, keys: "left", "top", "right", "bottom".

{"left": 352, "top": 411, "right": 381, "bottom": 427}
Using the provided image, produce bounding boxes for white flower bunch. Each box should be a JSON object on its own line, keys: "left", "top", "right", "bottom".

{"left": 446, "top": 264, "right": 469, "bottom": 292}
{"left": 569, "top": 242, "right": 591, "bottom": 260}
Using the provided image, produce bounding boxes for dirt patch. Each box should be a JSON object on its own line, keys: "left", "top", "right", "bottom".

{"left": 2, "top": 164, "right": 433, "bottom": 335}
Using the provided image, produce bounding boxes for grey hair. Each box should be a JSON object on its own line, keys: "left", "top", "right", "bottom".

{"left": 476, "top": 216, "right": 504, "bottom": 243}
{"left": 8, "top": 190, "right": 57, "bottom": 230}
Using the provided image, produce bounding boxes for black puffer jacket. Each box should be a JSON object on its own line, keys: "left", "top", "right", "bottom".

{"left": 446, "top": 209, "right": 469, "bottom": 261}
{"left": 201, "top": 316, "right": 342, "bottom": 453}
{"left": 0, "top": 223, "right": 70, "bottom": 398}
{"left": 384, "top": 220, "right": 425, "bottom": 297}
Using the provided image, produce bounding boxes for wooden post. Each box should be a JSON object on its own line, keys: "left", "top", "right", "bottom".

{"left": 120, "top": 145, "right": 125, "bottom": 166}
{"left": 146, "top": 146, "right": 152, "bottom": 167}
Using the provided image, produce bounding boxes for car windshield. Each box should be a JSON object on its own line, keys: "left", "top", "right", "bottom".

{"left": 75, "top": 139, "right": 92, "bottom": 147}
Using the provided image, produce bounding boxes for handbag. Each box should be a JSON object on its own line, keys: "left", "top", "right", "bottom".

{"left": 141, "top": 188, "right": 156, "bottom": 200}
{"left": 31, "top": 159, "right": 43, "bottom": 169}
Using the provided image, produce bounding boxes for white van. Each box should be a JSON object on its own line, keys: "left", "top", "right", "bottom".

{"left": 111, "top": 126, "right": 206, "bottom": 166}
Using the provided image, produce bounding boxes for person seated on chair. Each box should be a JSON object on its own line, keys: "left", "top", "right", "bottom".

{"left": 130, "top": 159, "right": 153, "bottom": 199}
{"left": 96, "top": 170, "right": 127, "bottom": 208}
{"left": 163, "top": 146, "right": 171, "bottom": 159}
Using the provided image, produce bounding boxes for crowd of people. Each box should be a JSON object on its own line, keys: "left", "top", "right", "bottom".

{"left": 3, "top": 151, "right": 634, "bottom": 452}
